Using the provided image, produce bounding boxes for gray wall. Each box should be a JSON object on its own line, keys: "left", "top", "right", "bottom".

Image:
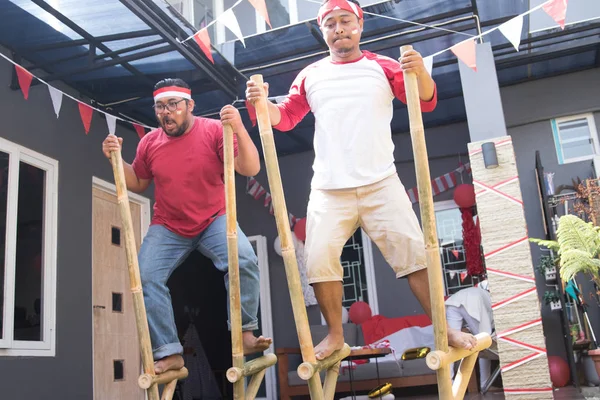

{"left": 0, "top": 48, "right": 144, "bottom": 399}
{"left": 501, "top": 67, "right": 600, "bottom": 358}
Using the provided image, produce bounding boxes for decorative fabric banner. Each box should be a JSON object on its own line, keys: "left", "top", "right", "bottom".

{"left": 219, "top": 9, "right": 246, "bottom": 47}
{"left": 15, "top": 65, "right": 33, "bottom": 100}
{"left": 47, "top": 86, "right": 63, "bottom": 118}
{"left": 133, "top": 123, "right": 146, "bottom": 139}
{"left": 106, "top": 114, "right": 117, "bottom": 135}
{"left": 543, "top": 0, "right": 568, "bottom": 30}
{"left": 451, "top": 39, "right": 477, "bottom": 71}
{"left": 248, "top": 0, "right": 272, "bottom": 28}
{"left": 499, "top": 15, "right": 524, "bottom": 51}
{"left": 78, "top": 103, "right": 94, "bottom": 135}
{"left": 193, "top": 28, "right": 214, "bottom": 63}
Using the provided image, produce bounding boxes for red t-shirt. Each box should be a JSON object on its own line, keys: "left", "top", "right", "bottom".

{"left": 132, "top": 117, "right": 238, "bottom": 238}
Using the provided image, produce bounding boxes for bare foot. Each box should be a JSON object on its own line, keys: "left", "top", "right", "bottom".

{"left": 314, "top": 333, "right": 345, "bottom": 361}
{"left": 448, "top": 328, "right": 478, "bottom": 350}
{"left": 243, "top": 331, "right": 272, "bottom": 355}
{"left": 154, "top": 354, "right": 184, "bottom": 375}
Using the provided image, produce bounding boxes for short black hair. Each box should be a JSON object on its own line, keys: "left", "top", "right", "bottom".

{"left": 321, "top": 0, "right": 360, "bottom": 5}
{"left": 154, "top": 78, "right": 190, "bottom": 92}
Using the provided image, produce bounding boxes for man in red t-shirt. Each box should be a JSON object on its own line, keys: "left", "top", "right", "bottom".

{"left": 102, "top": 78, "right": 271, "bottom": 374}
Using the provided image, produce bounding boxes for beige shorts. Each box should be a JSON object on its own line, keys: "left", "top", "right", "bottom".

{"left": 304, "top": 173, "right": 426, "bottom": 284}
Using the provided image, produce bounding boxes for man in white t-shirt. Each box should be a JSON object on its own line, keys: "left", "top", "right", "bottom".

{"left": 246, "top": 0, "right": 477, "bottom": 360}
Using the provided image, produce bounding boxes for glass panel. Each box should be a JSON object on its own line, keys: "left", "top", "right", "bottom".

{"left": 341, "top": 230, "right": 369, "bottom": 308}
{"left": 265, "top": 0, "right": 291, "bottom": 29}
{"left": 558, "top": 118, "right": 591, "bottom": 142}
{"left": 435, "top": 207, "right": 480, "bottom": 295}
{"left": 13, "top": 162, "right": 45, "bottom": 341}
{"left": 0, "top": 151, "right": 9, "bottom": 340}
{"left": 561, "top": 139, "right": 594, "bottom": 161}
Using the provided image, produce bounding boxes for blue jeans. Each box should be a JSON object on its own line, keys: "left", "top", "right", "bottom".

{"left": 138, "top": 215, "right": 260, "bottom": 360}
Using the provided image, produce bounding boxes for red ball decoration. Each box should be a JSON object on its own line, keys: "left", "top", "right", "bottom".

{"left": 349, "top": 301, "right": 372, "bottom": 325}
{"left": 453, "top": 184, "right": 476, "bottom": 209}
{"left": 294, "top": 218, "right": 307, "bottom": 242}
{"left": 548, "top": 356, "right": 570, "bottom": 387}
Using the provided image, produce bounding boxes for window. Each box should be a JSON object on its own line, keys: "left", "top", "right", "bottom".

{"left": 552, "top": 113, "right": 599, "bottom": 165}
{"left": 435, "top": 200, "right": 481, "bottom": 296}
{"left": 0, "top": 137, "right": 58, "bottom": 357}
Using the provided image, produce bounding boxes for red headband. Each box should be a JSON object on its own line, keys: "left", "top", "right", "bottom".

{"left": 153, "top": 86, "right": 192, "bottom": 101}
{"left": 317, "top": 0, "right": 363, "bottom": 25}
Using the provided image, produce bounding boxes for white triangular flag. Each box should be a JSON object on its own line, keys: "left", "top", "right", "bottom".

{"left": 47, "top": 86, "right": 63, "bottom": 118}
{"left": 105, "top": 114, "right": 117, "bottom": 135}
{"left": 499, "top": 15, "right": 524, "bottom": 52}
{"left": 423, "top": 55, "right": 434, "bottom": 76}
{"left": 219, "top": 9, "right": 245, "bottom": 47}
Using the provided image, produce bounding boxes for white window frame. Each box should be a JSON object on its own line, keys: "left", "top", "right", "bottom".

{"left": 552, "top": 113, "right": 599, "bottom": 165}
{"left": 247, "top": 235, "right": 275, "bottom": 400}
{"left": 0, "top": 138, "right": 58, "bottom": 357}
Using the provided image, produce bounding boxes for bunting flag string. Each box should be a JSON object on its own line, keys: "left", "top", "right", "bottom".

{"left": 0, "top": 50, "right": 155, "bottom": 137}
{"left": 246, "top": 163, "right": 472, "bottom": 223}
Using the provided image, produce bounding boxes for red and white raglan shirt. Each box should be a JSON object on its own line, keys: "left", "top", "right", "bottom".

{"left": 274, "top": 51, "right": 437, "bottom": 190}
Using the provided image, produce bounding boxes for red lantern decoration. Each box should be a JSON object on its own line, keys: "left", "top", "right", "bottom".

{"left": 453, "top": 184, "right": 476, "bottom": 208}
{"left": 349, "top": 301, "right": 372, "bottom": 325}
{"left": 548, "top": 356, "right": 570, "bottom": 388}
{"left": 294, "top": 218, "right": 307, "bottom": 242}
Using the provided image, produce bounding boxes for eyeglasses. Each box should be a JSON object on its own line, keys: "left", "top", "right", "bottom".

{"left": 153, "top": 99, "right": 187, "bottom": 113}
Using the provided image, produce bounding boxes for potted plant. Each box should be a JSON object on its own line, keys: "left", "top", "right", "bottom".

{"left": 536, "top": 254, "right": 558, "bottom": 282}
{"left": 531, "top": 214, "right": 600, "bottom": 377}
{"left": 543, "top": 290, "right": 562, "bottom": 311}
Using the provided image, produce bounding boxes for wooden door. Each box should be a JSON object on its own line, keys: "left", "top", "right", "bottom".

{"left": 92, "top": 187, "right": 144, "bottom": 400}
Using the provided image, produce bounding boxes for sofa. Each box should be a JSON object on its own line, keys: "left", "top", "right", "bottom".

{"left": 276, "top": 323, "right": 478, "bottom": 399}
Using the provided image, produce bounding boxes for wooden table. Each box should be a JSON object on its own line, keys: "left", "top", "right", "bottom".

{"left": 342, "top": 347, "right": 393, "bottom": 399}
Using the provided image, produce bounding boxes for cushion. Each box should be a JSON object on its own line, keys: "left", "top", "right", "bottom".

{"left": 309, "top": 323, "right": 359, "bottom": 346}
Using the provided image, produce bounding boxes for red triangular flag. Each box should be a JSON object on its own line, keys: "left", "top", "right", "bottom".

{"left": 248, "top": 0, "right": 272, "bottom": 29}
{"left": 78, "top": 103, "right": 94, "bottom": 134}
{"left": 451, "top": 249, "right": 460, "bottom": 259}
{"left": 193, "top": 28, "right": 214, "bottom": 63}
{"left": 460, "top": 271, "right": 468, "bottom": 282}
{"left": 133, "top": 123, "right": 145, "bottom": 139}
{"left": 245, "top": 100, "right": 257, "bottom": 127}
{"left": 15, "top": 65, "right": 33, "bottom": 100}
{"left": 543, "top": 0, "right": 568, "bottom": 30}
{"left": 451, "top": 39, "right": 477, "bottom": 72}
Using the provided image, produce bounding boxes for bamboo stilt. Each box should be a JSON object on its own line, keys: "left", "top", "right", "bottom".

{"left": 452, "top": 352, "right": 479, "bottom": 399}
{"left": 250, "top": 74, "right": 327, "bottom": 400}
{"left": 297, "top": 344, "right": 351, "bottom": 380}
{"left": 223, "top": 123, "right": 246, "bottom": 400}
{"left": 323, "top": 361, "right": 342, "bottom": 400}
{"left": 110, "top": 143, "right": 181, "bottom": 400}
{"left": 223, "top": 123, "right": 278, "bottom": 399}
{"left": 426, "top": 332, "right": 492, "bottom": 370}
{"left": 245, "top": 369, "right": 267, "bottom": 400}
{"left": 160, "top": 379, "right": 179, "bottom": 400}
{"left": 400, "top": 45, "right": 490, "bottom": 400}
{"left": 138, "top": 367, "right": 189, "bottom": 389}
{"left": 226, "top": 353, "right": 278, "bottom": 382}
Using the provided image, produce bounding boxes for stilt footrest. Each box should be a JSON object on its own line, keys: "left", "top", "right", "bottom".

{"left": 138, "top": 367, "right": 189, "bottom": 390}
{"left": 226, "top": 353, "right": 278, "bottom": 383}
{"left": 426, "top": 333, "right": 492, "bottom": 371}
{"left": 297, "top": 344, "right": 352, "bottom": 381}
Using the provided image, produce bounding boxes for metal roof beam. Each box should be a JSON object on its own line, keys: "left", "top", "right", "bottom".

{"left": 41, "top": 45, "right": 173, "bottom": 82}
{"left": 119, "top": 0, "right": 237, "bottom": 99}
{"left": 29, "top": 38, "right": 165, "bottom": 71}
{"left": 30, "top": 0, "right": 154, "bottom": 85}
{"left": 20, "top": 29, "right": 157, "bottom": 52}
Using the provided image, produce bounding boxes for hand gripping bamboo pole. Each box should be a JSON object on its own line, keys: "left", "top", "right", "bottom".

{"left": 223, "top": 124, "right": 278, "bottom": 400}
{"left": 109, "top": 140, "right": 161, "bottom": 400}
{"left": 400, "top": 45, "right": 489, "bottom": 400}
{"left": 249, "top": 74, "right": 326, "bottom": 400}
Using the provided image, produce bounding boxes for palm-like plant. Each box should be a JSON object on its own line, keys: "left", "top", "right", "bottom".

{"left": 530, "top": 214, "right": 600, "bottom": 286}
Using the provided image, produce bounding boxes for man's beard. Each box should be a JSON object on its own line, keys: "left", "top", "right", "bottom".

{"left": 160, "top": 117, "right": 189, "bottom": 137}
